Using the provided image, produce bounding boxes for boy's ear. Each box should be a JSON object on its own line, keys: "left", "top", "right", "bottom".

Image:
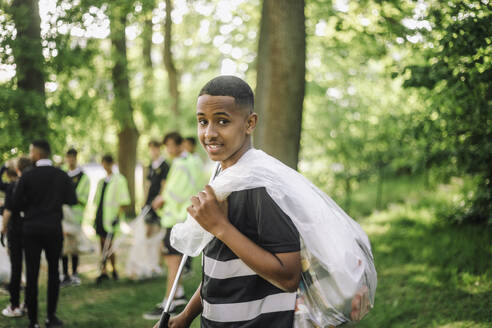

{"left": 246, "top": 112, "right": 258, "bottom": 135}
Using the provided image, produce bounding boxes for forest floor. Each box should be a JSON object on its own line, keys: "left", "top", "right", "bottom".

{"left": 1, "top": 176, "right": 491, "bottom": 328}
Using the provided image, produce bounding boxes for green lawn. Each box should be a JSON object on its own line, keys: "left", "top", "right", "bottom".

{"left": 1, "top": 176, "right": 491, "bottom": 327}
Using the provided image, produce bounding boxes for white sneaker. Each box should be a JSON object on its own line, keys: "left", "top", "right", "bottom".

{"left": 176, "top": 285, "right": 185, "bottom": 298}
{"left": 71, "top": 274, "right": 82, "bottom": 286}
{"left": 2, "top": 305, "right": 24, "bottom": 317}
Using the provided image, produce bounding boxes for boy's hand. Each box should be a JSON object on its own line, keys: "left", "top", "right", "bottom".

{"left": 153, "top": 312, "right": 190, "bottom": 328}
{"left": 152, "top": 195, "right": 164, "bottom": 210}
{"left": 187, "top": 185, "right": 229, "bottom": 237}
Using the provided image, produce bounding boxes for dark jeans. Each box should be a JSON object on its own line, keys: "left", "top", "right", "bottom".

{"left": 62, "top": 255, "right": 79, "bottom": 276}
{"left": 23, "top": 228, "right": 63, "bottom": 324}
{"left": 7, "top": 228, "right": 23, "bottom": 308}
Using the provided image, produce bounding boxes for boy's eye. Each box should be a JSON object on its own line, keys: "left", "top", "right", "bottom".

{"left": 198, "top": 119, "right": 208, "bottom": 126}
{"left": 218, "top": 119, "right": 229, "bottom": 125}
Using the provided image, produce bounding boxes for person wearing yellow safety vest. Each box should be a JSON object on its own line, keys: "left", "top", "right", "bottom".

{"left": 184, "top": 136, "right": 208, "bottom": 188}
{"left": 93, "top": 154, "right": 130, "bottom": 284}
{"left": 60, "top": 148, "right": 90, "bottom": 287}
{"left": 143, "top": 132, "right": 203, "bottom": 321}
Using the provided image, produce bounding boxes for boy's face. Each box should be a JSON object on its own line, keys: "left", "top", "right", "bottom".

{"left": 196, "top": 94, "right": 257, "bottom": 169}
{"left": 66, "top": 154, "right": 77, "bottom": 169}
{"left": 183, "top": 140, "right": 194, "bottom": 154}
{"left": 102, "top": 160, "right": 112, "bottom": 174}
{"left": 164, "top": 139, "right": 182, "bottom": 159}
{"left": 149, "top": 145, "right": 161, "bottom": 160}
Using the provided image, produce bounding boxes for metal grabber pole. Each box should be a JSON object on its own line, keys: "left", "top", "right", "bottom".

{"left": 158, "top": 254, "right": 189, "bottom": 328}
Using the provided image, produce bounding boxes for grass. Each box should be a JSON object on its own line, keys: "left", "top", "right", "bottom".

{"left": 1, "top": 175, "right": 491, "bottom": 327}
{"left": 357, "top": 203, "right": 492, "bottom": 327}
{"left": 0, "top": 248, "right": 203, "bottom": 328}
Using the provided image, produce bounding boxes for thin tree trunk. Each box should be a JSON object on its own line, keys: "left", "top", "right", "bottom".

{"left": 424, "top": 142, "right": 430, "bottom": 188}
{"left": 376, "top": 164, "right": 384, "bottom": 209}
{"left": 164, "top": 0, "right": 179, "bottom": 114}
{"left": 142, "top": 1, "right": 154, "bottom": 70}
{"left": 110, "top": 4, "right": 139, "bottom": 214}
{"left": 255, "top": 0, "right": 306, "bottom": 169}
{"left": 345, "top": 175, "right": 352, "bottom": 211}
{"left": 141, "top": 0, "right": 155, "bottom": 120}
{"left": 10, "top": 0, "right": 49, "bottom": 142}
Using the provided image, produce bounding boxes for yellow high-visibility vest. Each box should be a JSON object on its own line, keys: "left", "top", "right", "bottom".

{"left": 160, "top": 154, "right": 203, "bottom": 228}
{"left": 93, "top": 173, "right": 130, "bottom": 233}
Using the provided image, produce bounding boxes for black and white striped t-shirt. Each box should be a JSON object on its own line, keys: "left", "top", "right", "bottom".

{"left": 201, "top": 187, "right": 300, "bottom": 328}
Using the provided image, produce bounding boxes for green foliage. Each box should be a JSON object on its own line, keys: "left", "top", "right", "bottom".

{"left": 0, "top": 0, "right": 489, "bottom": 226}
{"left": 402, "top": 0, "right": 492, "bottom": 224}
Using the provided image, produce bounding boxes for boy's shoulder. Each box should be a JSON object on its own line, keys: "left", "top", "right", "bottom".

{"left": 229, "top": 187, "right": 276, "bottom": 210}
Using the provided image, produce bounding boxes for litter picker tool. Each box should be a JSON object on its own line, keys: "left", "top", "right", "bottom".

{"left": 157, "top": 254, "right": 189, "bottom": 328}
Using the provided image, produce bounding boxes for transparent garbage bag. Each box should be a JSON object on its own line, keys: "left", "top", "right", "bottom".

{"left": 0, "top": 215, "right": 11, "bottom": 284}
{"left": 62, "top": 205, "right": 94, "bottom": 254}
{"left": 125, "top": 209, "right": 164, "bottom": 279}
{"left": 171, "top": 149, "right": 377, "bottom": 326}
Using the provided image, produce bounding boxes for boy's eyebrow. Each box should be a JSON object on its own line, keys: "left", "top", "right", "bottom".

{"left": 196, "top": 111, "right": 231, "bottom": 117}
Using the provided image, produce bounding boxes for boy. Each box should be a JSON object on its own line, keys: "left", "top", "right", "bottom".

{"left": 163, "top": 76, "right": 301, "bottom": 327}
{"left": 93, "top": 154, "right": 130, "bottom": 283}
{"left": 143, "top": 132, "right": 201, "bottom": 320}
{"left": 183, "top": 136, "right": 206, "bottom": 189}
{"left": 12, "top": 140, "right": 77, "bottom": 328}
{"left": 126, "top": 140, "right": 170, "bottom": 280}
{"left": 144, "top": 140, "right": 170, "bottom": 232}
{"left": 60, "top": 148, "right": 90, "bottom": 286}
{"left": 1, "top": 157, "right": 31, "bottom": 318}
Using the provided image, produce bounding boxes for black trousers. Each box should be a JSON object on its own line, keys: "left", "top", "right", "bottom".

{"left": 7, "top": 228, "right": 23, "bottom": 308}
{"left": 23, "top": 228, "right": 63, "bottom": 324}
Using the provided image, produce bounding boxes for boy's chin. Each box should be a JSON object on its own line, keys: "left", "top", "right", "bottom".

{"left": 207, "top": 152, "right": 225, "bottom": 162}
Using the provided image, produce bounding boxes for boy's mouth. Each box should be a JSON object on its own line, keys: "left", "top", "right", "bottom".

{"left": 205, "top": 143, "right": 224, "bottom": 153}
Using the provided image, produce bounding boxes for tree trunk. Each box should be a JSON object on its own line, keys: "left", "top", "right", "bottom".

{"left": 10, "top": 0, "right": 49, "bottom": 142}
{"left": 142, "top": 0, "right": 154, "bottom": 70}
{"left": 140, "top": 0, "right": 155, "bottom": 121}
{"left": 110, "top": 3, "right": 139, "bottom": 214}
{"left": 344, "top": 175, "right": 352, "bottom": 211}
{"left": 376, "top": 164, "right": 384, "bottom": 210}
{"left": 118, "top": 126, "right": 139, "bottom": 215}
{"left": 255, "top": 0, "right": 306, "bottom": 169}
{"left": 163, "top": 0, "right": 179, "bottom": 114}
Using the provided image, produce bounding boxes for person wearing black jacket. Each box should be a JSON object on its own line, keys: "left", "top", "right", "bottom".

{"left": 12, "top": 140, "right": 77, "bottom": 328}
{"left": 1, "top": 156, "right": 32, "bottom": 318}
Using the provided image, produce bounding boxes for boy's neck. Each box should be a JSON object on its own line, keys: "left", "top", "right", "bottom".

{"left": 220, "top": 140, "right": 252, "bottom": 170}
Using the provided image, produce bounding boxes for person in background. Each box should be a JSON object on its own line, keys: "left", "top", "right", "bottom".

{"left": 60, "top": 148, "right": 90, "bottom": 287}
{"left": 183, "top": 137, "right": 196, "bottom": 156}
{"left": 93, "top": 154, "right": 130, "bottom": 284}
{"left": 126, "top": 140, "right": 171, "bottom": 280}
{"left": 144, "top": 140, "right": 170, "bottom": 236}
{"left": 1, "top": 157, "right": 31, "bottom": 318}
{"left": 0, "top": 162, "right": 14, "bottom": 193}
{"left": 143, "top": 132, "right": 201, "bottom": 320}
{"left": 12, "top": 140, "right": 77, "bottom": 328}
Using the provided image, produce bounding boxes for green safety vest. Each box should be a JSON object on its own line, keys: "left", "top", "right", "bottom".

{"left": 187, "top": 153, "right": 207, "bottom": 189}
{"left": 160, "top": 154, "right": 203, "bottom": 228}
{"left": 71, "top": 172, "right": 90, "bottom": 224}
{"left": 93, "top": 173, "right": 130, "bottom": 233}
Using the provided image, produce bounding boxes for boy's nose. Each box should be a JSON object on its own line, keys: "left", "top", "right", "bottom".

{"left": 205, "top": 124, "right": 219, "bottom": 139}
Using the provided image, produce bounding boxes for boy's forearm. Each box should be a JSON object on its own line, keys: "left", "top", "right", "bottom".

{"left": 1, "top": 209, "right": 11, "bottom": 233}
{"left": 216, "top": 224, "right": 301, "bottom": 292}
{"left": 182, "top": 283, "right": 203, "bottom": 324}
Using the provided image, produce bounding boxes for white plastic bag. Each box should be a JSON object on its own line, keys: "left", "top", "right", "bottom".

{"left": 0, "top": 215, "right": 11, "bottom": 284}
{"left": 171, "top": 149, "right": 377, "bottom": 326}
{"left": 125, "top": 213, "right": 164, "bottom": 279}
{"left": 62, "top": 205, "right": 95, "bottom": 254}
